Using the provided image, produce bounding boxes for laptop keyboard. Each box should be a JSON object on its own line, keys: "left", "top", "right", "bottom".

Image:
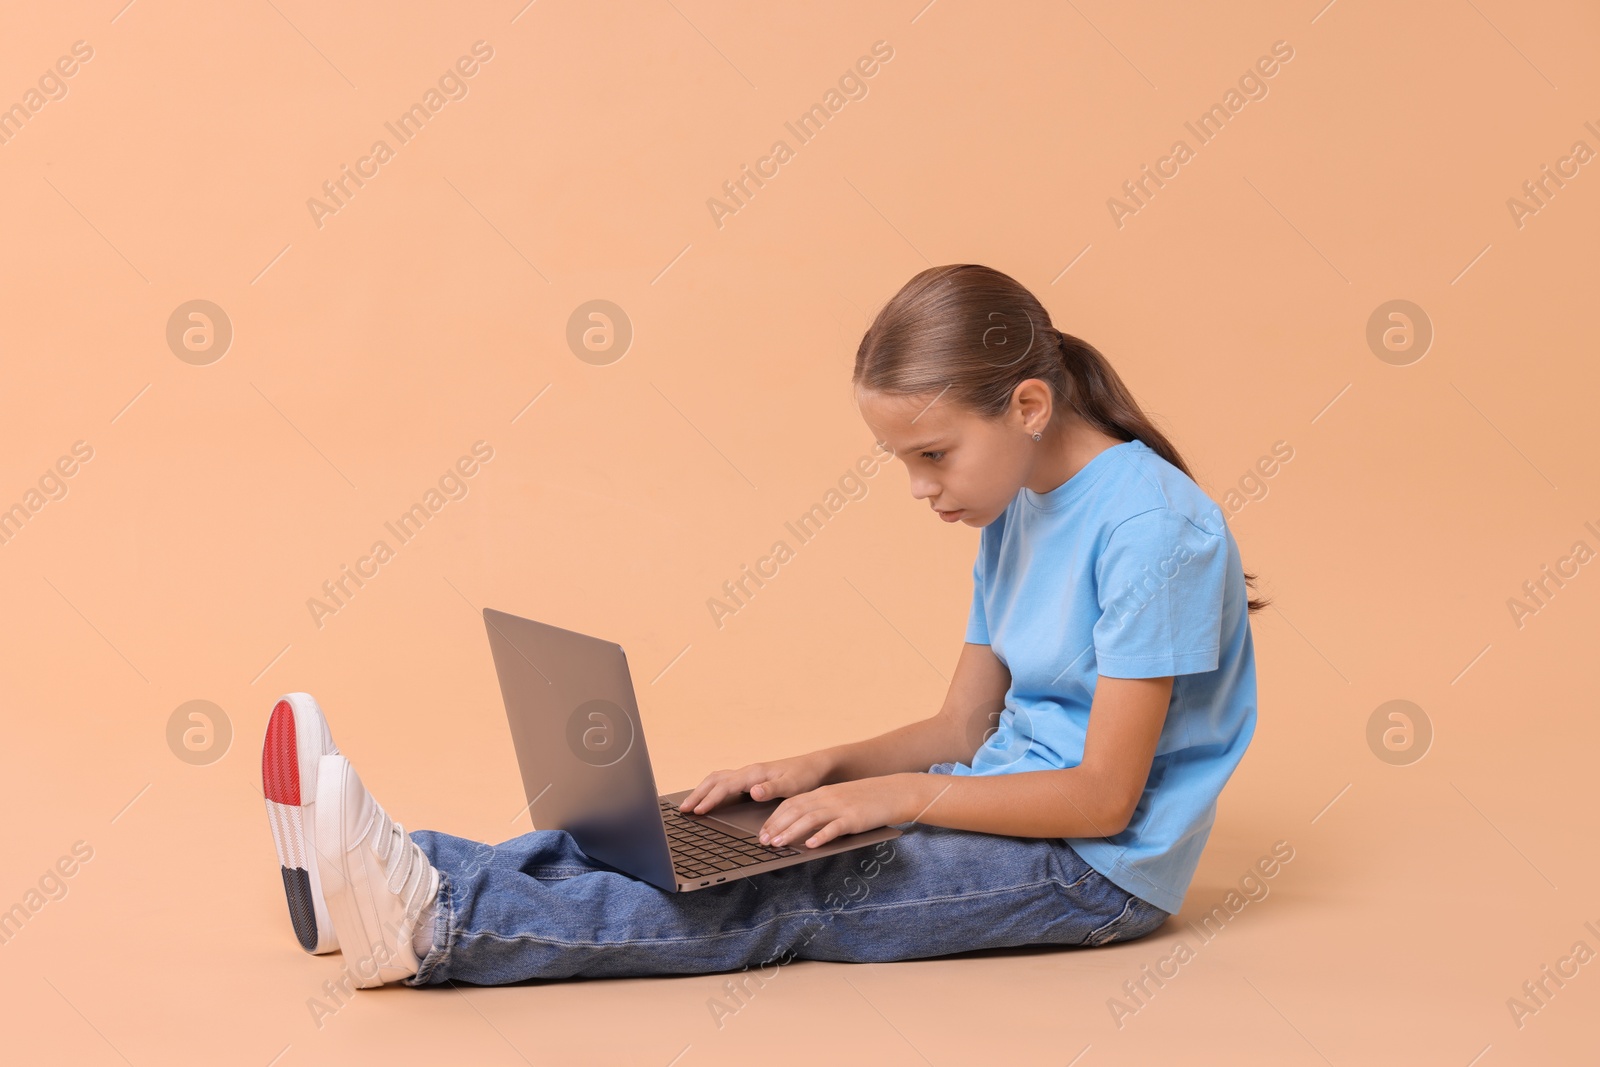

{"left": 659, "top": 798, "right": 800, "bottom": 881}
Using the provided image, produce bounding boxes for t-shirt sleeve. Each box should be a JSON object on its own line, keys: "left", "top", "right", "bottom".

{"left": 965, "top": 551, "right": 990, "bottom": 645}
{"left": 1092, "top": 507, "right": 1228, "bottom": 678}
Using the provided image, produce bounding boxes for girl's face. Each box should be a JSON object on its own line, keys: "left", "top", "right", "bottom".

{"left": 856, "top": 385, "right": 1042, "bottom": 527}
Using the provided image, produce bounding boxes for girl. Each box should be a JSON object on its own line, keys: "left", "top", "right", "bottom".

{"left": 261, "top": 263, "right": 1263, "bottom": 987}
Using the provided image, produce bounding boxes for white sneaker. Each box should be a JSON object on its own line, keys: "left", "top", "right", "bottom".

{"left": 315, "top": 753, "right": 441, "bottom": 988}
{"left": 261, "top": 693, "right": 341, "bottom": 954}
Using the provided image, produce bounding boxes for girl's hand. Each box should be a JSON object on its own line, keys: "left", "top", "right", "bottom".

{"left": 757, "top": 775, "right": 917, "bottom": 850}
{"left": 678, "top": 751, "right": 832, "bottom": 815}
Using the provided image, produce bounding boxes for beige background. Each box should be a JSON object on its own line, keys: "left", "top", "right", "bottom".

{"left": 2, "top": 0, "right": 1596, "bottom": 1063}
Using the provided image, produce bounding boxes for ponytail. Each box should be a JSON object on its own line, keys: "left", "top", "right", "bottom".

{"left": 1051, "top": 327, "right": 1191, "bottom": 480}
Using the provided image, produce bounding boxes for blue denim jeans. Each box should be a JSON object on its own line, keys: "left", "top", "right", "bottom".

{"left": 405, "top": 763, "right": 1171, "bottom": 985}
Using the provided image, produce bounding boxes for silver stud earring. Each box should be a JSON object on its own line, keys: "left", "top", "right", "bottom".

{"left": 1032, "top": 432, "right": 1042, "bottom": 441}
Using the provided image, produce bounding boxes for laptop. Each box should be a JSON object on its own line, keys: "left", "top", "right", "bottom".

{"left": 482, "top": 608, "right": 903, "bottom": 892}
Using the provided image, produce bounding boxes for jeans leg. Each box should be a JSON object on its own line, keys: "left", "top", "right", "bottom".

{"left": 404, "top": 820, "right": 1167, "bottom": 985}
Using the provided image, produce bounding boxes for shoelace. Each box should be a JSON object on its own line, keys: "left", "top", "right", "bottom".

{"left": 366, "top": 805, "right": 435, "bottom": 925}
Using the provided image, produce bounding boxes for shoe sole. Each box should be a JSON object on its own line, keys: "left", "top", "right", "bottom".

{"left": 262, "top": 695, "right": 337, "bottom": 954}
{"left": 316, "top": 755, "right": 389, "bottom": 989}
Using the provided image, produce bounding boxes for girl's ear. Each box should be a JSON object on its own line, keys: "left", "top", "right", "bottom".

{"left": 1010, "top": 378, "right": 1054, "bottom": 429}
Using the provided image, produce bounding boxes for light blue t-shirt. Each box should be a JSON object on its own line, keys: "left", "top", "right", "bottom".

{"left": 956, "top": 438, "right": 1257, "bottom": 915}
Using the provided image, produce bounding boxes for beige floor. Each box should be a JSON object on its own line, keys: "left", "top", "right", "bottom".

{"left": 3, "top": 1, "right": 1597, "bottom": 1063}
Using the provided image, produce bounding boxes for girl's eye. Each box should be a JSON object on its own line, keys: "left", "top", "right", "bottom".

{"left": 921, "top": 451, "right": 944, "bottom": 461}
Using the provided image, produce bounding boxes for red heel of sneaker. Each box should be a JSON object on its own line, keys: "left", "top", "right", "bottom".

{"left": 261, "top": 694, "right": 340, "bottom": 954}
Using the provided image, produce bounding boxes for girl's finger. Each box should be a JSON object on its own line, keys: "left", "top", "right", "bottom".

{"left": 769, "top": 809, "right": 827, "bottom": 847}
{"left": 688, "top": 786, "right": 723, "bottom": 813}
{"left": 758, "top": 799, "right": 807, "bottom": 841}
{"left": 692, "top": 776, "right": 748, "bottom": 813}
{"left": 680, "top": 778, "right": 717, "bottom": 810}
{"left": 803, "top": 819, "right": 847, "bottom": 848}
{"left": 682, "top": 774, "right": 730, "bottom": 811}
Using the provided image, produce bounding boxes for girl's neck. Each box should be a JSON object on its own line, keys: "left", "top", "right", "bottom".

{"left": 1026, "top": 416, "right": 1127, "bottom": 496}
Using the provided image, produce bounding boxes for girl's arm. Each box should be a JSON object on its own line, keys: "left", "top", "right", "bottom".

{"left": 754, "top": 673, "right": 1173, "bottom": 849}
{"left": 898, "top": 674, "right": 1174, "bottom": 838}
{"left": 815, "top": 641, "right": 1011, "bottom": 784}
{"left": 681, "top": 643, "right": 1009, "bottom": 816}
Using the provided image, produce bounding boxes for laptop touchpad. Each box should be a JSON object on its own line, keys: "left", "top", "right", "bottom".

{"left": 699, "top": 795, "right": 782, "bottom": 837}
